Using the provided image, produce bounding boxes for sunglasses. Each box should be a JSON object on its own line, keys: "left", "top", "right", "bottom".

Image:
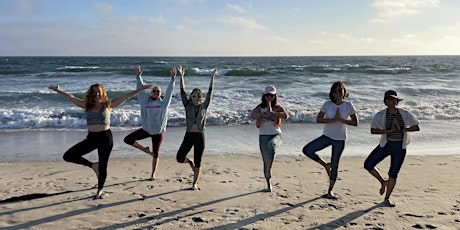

{"left": 264, "top": 93, "right": 275, "bottom": 97}
{"left": 151, "top": 89, "right": 161, "bottom": 93}
{"left": 191, "top": 94, "right": 201, "bottom": 99}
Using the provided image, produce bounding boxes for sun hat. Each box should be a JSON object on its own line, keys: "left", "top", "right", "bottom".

{"left": 384, "top": 90, "right": 402, "bottom": 101}
{"left": 264, "top": 85, "right": 277, "bottom": 94}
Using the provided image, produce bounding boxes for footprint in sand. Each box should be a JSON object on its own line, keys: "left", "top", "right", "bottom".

{"left": 225, "top": 208, "right": 240, "bottom": 215}
{"left": 412, "top": 223, "right": 437, "bottom": 229}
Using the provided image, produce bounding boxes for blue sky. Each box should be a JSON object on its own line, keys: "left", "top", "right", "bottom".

{"left": 1, "top": 0, "right": 459, "bottom": 56}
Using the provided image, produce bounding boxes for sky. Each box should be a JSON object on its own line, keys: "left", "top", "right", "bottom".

{"left": 1, "top": 0, "right": 460, "bottom": 56}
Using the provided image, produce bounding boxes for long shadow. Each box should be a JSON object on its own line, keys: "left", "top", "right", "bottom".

{"left": 204, "top": 197, "right": 321, "bottom": 230}
{"left": 304, "top": 203, "right": 385, "bottom": 230}
{"left": 98, "top": 190, "right": 262, "bottom": 229}
{"left": 0, "top": 184, "right": 181, "bottom": 230}
{"left": 0, "top": 178, "right": 147, "bottom": 216}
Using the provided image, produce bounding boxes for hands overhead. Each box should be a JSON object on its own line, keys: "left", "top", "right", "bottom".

{"left": 48, "top": 84, "right": 60, "bottom": 91}
{"left": 170, "top": 67, "right": 177, "bottom": 79}
{"left": 177, "top": 65, "right": 185, "bottom": 77}
{"left": 135, "top": 65, "right": 143, "bottom": 76}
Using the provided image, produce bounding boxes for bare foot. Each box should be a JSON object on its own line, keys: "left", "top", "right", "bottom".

{"left": 324, "top": 163, "right": 332, "bottom": 179}
{"left": 92, "top": 162, "right": 99, "bottom": 178}
{"left": 94, "top": 190, "right": 104, "bottom": 200}
{"left": 150, "top": 173, "right": 156, "bottom": 181}
{"left": 144, "top": 147, "right": 154, "bottom": 156}
{"left": 265, "top": 183, "right": 272, "bottom": 192}
{"left": 384, "top": 199, "right": 395, "bottom": 207}
{"left": 380, "top": 180, "right": 389, "bottom": 195}
{"left": 188, "top": 160, "right": 195, "bottom": 172}
{"left": 192, "top": 183, "right": 199, "bottom": 190}
{"left": 327, "top": 192, "right": 338, "bottom": 200}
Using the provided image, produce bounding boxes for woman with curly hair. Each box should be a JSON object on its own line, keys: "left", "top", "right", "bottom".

{"left": 48, "top": 82, "right": 152, "bottom": 199}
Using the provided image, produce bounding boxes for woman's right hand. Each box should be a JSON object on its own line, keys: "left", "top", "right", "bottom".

{"left": 177, "top": 65, "right": 185, "bottom": 77}
{"left": 48, "top": 84, "right": 59, "bottom": 91}
{"left": 135, "top": 65, "right": 143, "bottom": 76}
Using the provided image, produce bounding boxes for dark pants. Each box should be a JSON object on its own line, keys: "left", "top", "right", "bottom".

{"left": 124, "top": 128, "right": 164, "bottom": 158}
{"left": 176, "top": 132, "right": 205, "bottom": 168}
{"left": 63, "top": 129, "right": 113, "bottom": 190}
{"left": 364, "top": 141, "right": 406, "bottom": 179}
{"left": 302, "top": 135, "right": 345, "bottom": 181}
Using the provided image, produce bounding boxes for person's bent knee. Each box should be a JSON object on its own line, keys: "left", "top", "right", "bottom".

{"left": 302, "top": 146, "right": 311, "bottom": 157}
{"left": 302, "top": 146, "right": 317, "bottom": 160}
{"left": 124, "top": 136, "right": 134, "bottom": 145}
{"left": 63, "top": 152, "right": 73, "bottom": 162}
{"left": 176, "top": 154, "right": 185, "bottom": 163}
{"left": 363, "top": 159, "right": 374, "bottom": 171}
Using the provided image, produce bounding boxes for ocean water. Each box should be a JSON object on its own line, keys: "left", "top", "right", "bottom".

{"left": 0, "top": 56, "right": 459, "bottom": 161}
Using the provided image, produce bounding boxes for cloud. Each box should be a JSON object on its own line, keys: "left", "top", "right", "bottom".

{"left": 371, "top": 0, "right": 440, "bottom": 23}
{"left": 175, "top": 24, "right": 197, "bottom": 35}
{"left": 266, "top": 36, "right": 289, "bottom": 43}
{"left": 149, "top": 16, "right": 167, "bottom": 24}
{"left": 93, "top": 2, "right": 114, "bottom": 16}
{"left": 226, "top": 3, "right": 248, "bottom": 14}
{"left": 318, "top": 31, "right": 375, "bottom": 44}
{"left": 220, "top": 15, "right": 266, "bottom": 31}
{"left": 126, "top": 16, "right": 140, "bottom": 23}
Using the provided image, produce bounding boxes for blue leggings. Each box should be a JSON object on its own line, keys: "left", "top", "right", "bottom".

{"left": 302, "top": 135, "right": 345, "bottom": 181}
{"left": 259, "top": 134, "right": 283, "bottom": 178}
{"left": 364, "top": 141, "right": 406, "bottom": 179}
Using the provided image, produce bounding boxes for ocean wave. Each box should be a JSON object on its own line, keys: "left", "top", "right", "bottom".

{"left": 1, "top": 100, "right": 459, "bottom": 130}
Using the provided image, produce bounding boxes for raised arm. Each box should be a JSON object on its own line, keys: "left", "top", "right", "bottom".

{"left": 134, "top": 65, "right": 149, "bottom": 102}
{"left": 163, "top": 67, "right": 177, "bottom": 103}
{"left": 208, "top": 67, "right": 216, "bottom": 91}
{"left": 178, "top": 65, "right": 188, "bottom": 105}
{"left": 178, "top": 65, "right": 185, "bottom": 91}
{"left": 110, "top": 84, "right": 153, "bottom": 109}
{"left": 48, "top": 84, "right": 85, "bottom": 109}
{"left": 202, "top": 67, "right": 217, "bottom": 108}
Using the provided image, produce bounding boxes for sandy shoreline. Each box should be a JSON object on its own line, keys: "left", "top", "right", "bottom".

{"left": 1, "top": 154, "right": 459, "bottom": 229}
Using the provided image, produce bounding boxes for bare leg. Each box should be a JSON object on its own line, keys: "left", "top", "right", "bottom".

{"left": 184, "top": 157, "right": 195, "bottom": 172}
{"left": 316, "top": 159, "right": 332, "bottom": 179}
{"left": 384, "top": 177, "right": 397, "bottom": 207}
{"left": 92, "top": 162, "right": 99, "bottom": 178}
{"left": 265, "top": 159, "right": 274, "bottom": 192}
{"left": 327, "top": 180, "right": 337, "bottom": 199}
{"left": 132, "top": 142, "right": 153, "bottom": 156}
{"left": 90, "top": 163, "right": 105, "bottom": 199}
{"left": 95, "top": 189, "right": 103, "bottom": 199}
{"left": 192, "top": 167, "right": 201, "bottom": 190}
{"left": 368, "top": 168, "right": 388, "bottom": 195}
{"left": 150, "top": 157, "right": 159, "bottom": 181}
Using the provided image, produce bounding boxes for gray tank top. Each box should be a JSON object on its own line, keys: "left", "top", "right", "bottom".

{"left": 86, "top": 106, "right": 110, "bottom": 126}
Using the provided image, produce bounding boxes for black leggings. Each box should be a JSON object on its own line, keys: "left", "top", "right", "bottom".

{"left": 124, "top": 128, "right": 164, "bottom": 158}
{"left": 63, "top": 130, "right": 113, "bottom": 190}
{"left": 176, "top": 132, "right": 205, "bottom": 168}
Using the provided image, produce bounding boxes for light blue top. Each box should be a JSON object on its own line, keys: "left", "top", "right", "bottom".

{"left": 136, "top": 75, "right": 175, "bottom": 135}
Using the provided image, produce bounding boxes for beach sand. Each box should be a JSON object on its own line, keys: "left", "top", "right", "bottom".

{"left": 1, "top": 154, "right": 459, "bottom": 229}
